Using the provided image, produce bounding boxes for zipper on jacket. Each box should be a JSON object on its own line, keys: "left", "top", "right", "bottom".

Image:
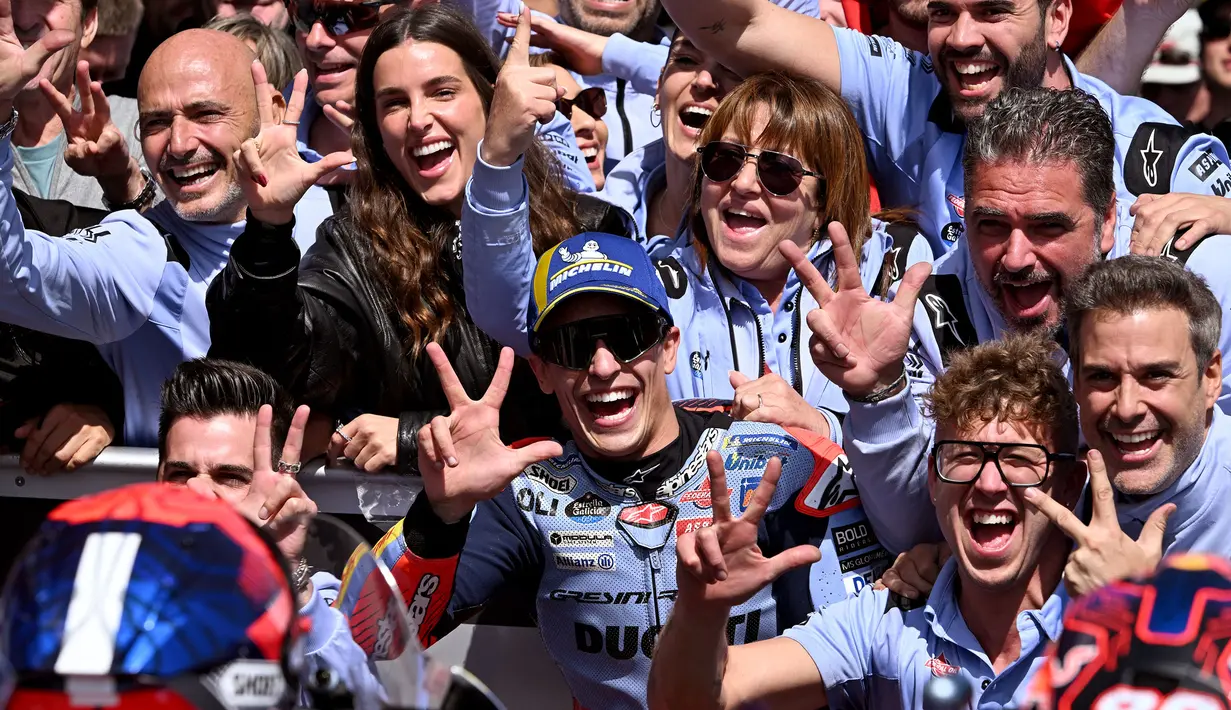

{"left": 723, "top": 297, "right": 767, "bottom": 379}
{"left": 790, "top": 287, "right": 804, "bottom": 395}
{"left": 616, "top": 79, "right": 634, "bottom": 156}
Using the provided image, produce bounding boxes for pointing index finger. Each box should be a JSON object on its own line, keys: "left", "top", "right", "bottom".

{"left": 1024, "top": 485, "right": 1088, "bottom": 544}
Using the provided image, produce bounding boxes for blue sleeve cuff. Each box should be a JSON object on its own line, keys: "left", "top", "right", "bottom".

{"left": 819, "top": 407, "right": 843, "bottom": 448}
{"left": 469, "top": 142, "right": 529, "bottom": 213}
{"left": 602, "top": 33, "right": 668, "bottom": 96}
{"left": 845, "top": 380, "right": 924, "bottom": 445}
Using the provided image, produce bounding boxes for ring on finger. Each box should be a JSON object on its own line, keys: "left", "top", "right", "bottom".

{"left": 277, "top": 460, "right": 301, "bottom": 475}
{"left": 334, "top": 425, "right": 353, "bottom": 443}
{"left": 757, "top": 394, "right": 764, "bottom": 410}
{"left": 282, "top": 119, "right": 301, "bottom": 126}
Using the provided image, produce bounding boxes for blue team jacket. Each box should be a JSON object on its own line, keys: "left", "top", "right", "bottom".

{"left": 0, "top": 137, "right": 328, "bottom": 445}
{"left": 833, "top": 27, "right": 1231, "bottom": 255}
{"left": 840, "top": 227, "right": 1231, "bottom": 554}
{"left": 459, "top": 149, "right": 934, "bottom": 447}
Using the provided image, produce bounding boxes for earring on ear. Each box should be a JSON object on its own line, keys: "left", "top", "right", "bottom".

{"left": 650, "top": 101, "right": 662, "bottom": 128}
{"left": 1054, "top": 41, "right": 1062, "bottom": 52}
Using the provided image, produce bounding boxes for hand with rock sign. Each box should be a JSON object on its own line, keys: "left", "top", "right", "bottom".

{"left": 418, "top": 343, "right": 564, "bottom": 524}
{"left": 780, "top": 222, "right": 932, "bottom": 399}
{"left": 496, "top": 11, "right": 608, "bottom": 76}
{"left": 0, "top": 0, "right": 75, "bottom": 113}
{"left": 233, "top": 62, "right": 354, "bottom": 226}
{"left": 188, "top": 403, "right": 317, "bottom": 568}
{"left": 480, "top": 5, "right": 565, "bottom": 168}
{"left": 1023, "top": 449, "right": 1175, "bottom": 598}
{"left": 40, "top": 61, "right": 138, "bottom": 187}
{"left": 676, "top": 451, "right": 822, "bottom": 607}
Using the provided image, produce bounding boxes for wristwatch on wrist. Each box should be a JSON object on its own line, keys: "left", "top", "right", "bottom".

{"left": 0, "top": 109, "right": 18, "bottom": 142}
{"left": 847, "top": 370, "right": 908, "bottom": 405}
{"left": 104, "top": 169, "right": 157, "bottom": 212}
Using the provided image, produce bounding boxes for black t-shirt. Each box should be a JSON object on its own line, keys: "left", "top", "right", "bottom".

{"left": 582, "top": 407, "right": 719, "bottom": 500}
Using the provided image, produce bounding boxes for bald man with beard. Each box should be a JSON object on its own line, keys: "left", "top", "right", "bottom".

{"left": 0, "top": 16, "right": 338, "bottom": 447}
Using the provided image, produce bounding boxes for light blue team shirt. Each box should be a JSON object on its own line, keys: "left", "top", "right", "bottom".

{"left": 783, "top": 559, "right": 1067, "bottom": 710}
{"left": 13, "top": 134, "right": 66, "bottom": 199}
{"left": 833, "top": 28, "right": 1231, "bottom": 256}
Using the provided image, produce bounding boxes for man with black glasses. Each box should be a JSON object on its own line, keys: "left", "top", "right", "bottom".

{"left": 363, "top": 232, "right": 891, "bottom": 710}
{"left": 648, "top": 333, "right": 1166, "bottom": 710}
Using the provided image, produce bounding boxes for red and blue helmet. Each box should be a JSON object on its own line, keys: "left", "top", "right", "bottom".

{"left": 1029, "top": 553, "right": 1231, "bottom": 710}
{"left": 0, "top": 483, "right": 301, "bottom": 710}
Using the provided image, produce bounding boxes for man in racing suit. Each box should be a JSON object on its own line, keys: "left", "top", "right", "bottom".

{"left": 352, "top": 233, "right": 892, "bottom": 710}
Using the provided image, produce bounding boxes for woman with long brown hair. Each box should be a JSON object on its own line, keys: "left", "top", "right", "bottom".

{"left": 465, "top": 70, "right": 932, "bottom": 443}
{"left": 206, "top": 2, "right": 629, "bottom": 472}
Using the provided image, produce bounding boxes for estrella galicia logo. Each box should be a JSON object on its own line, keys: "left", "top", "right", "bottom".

{"left": 690, "top": 350, "right": 709, "bottom": 379}
{"left": 566, "top": 492, "right": 612, "bottom": 524}
{"left": 941, "top": 221, "right": 964, "bottom": 243}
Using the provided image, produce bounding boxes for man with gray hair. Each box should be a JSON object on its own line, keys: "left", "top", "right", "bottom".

{"left": 783, "top": 86, "right": 1231, "bottom": 554}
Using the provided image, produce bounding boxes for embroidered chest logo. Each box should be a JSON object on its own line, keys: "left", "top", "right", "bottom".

{"left": 926, "top": 653, "right": 960, "bottom": 677}
{"left": 1141, "top": 130, "right": 1163, "bottom": 189}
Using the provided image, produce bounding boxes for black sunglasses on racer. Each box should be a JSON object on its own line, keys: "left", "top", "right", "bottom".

{"left": 532, "top": 312, "right": 670, "bottom": 371}
{"left": 289, "top": 0, "right": 399, "bottom": 36}
{"left": 697, "top": 140, "right": 823, "bottom": 197}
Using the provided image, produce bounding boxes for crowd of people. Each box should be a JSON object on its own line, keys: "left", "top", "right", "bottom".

{"left": 4, "top": 0, "right": 1231, "bottom": 707}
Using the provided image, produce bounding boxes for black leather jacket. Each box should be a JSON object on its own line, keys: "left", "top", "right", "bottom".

{"left": 207, "top": 196, "right": 632, "bottom": 473}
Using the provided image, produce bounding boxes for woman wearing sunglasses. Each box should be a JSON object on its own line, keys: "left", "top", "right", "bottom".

{"left": 206, "top": 4, "right": 631, "bottom": 473}
{"left": 465, "top": 70, "right": 932, "bottom": 442}
{"left": 529, "top": 54, "right": 610, "bottom": 190}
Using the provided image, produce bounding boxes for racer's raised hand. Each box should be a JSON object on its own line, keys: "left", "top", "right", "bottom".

{"left": 1024, "top": 449, "right": 1174, "bottom": 597}
{"left": 418, "top": 343, "right": 563, "bottom": 524}
{"left": 781, "top": 222, "right": 931, "bottom": 398}
{"left": 676, "top": 452, "right": 821, "bottom": 607}
{"left": 480, "top": 6, "right": 564, "bottom": 167}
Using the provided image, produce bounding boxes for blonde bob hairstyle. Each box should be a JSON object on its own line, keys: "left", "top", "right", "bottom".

{"left": 686, "top": 71, "right": 873, "bottom": 266}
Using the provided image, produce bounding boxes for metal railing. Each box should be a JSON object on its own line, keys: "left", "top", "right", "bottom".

{"left": 0, "top": 446, "right": 422, "bottom": 518}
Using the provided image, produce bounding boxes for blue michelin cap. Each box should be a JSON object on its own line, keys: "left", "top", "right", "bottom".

{"left": 528, "top": 232, "right": 673, "bottom": 335}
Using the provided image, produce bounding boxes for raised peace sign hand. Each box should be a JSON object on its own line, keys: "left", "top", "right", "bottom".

{"left": 1023, "top": 449, "right": 1175, "bottom": 597}
{"left": 233, "top": 62, "right": 354, "bottom": 225}
{"left": 675, "top": 452, "right": 822, "bottom": 608}
{"left": 0, "top": 0, "right": 74, "bottom": 110}
{"left": 480, "top": 5, "right": 565, "bottom": 168}
{"left": 418, "top": 343, "right": 564, "bottom": 524}
{"left": 40, "top": 61, "right": 145, "bottom": 202}
{"left": 780, "top": 222, "right": 932, "bottom": 399}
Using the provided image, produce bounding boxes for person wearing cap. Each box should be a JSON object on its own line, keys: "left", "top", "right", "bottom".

{"left": 363, "top": 231, "right": 892, "bottom": 710}
{"left": 1141, "top": 10, "right": 1205, "bottom": 124}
